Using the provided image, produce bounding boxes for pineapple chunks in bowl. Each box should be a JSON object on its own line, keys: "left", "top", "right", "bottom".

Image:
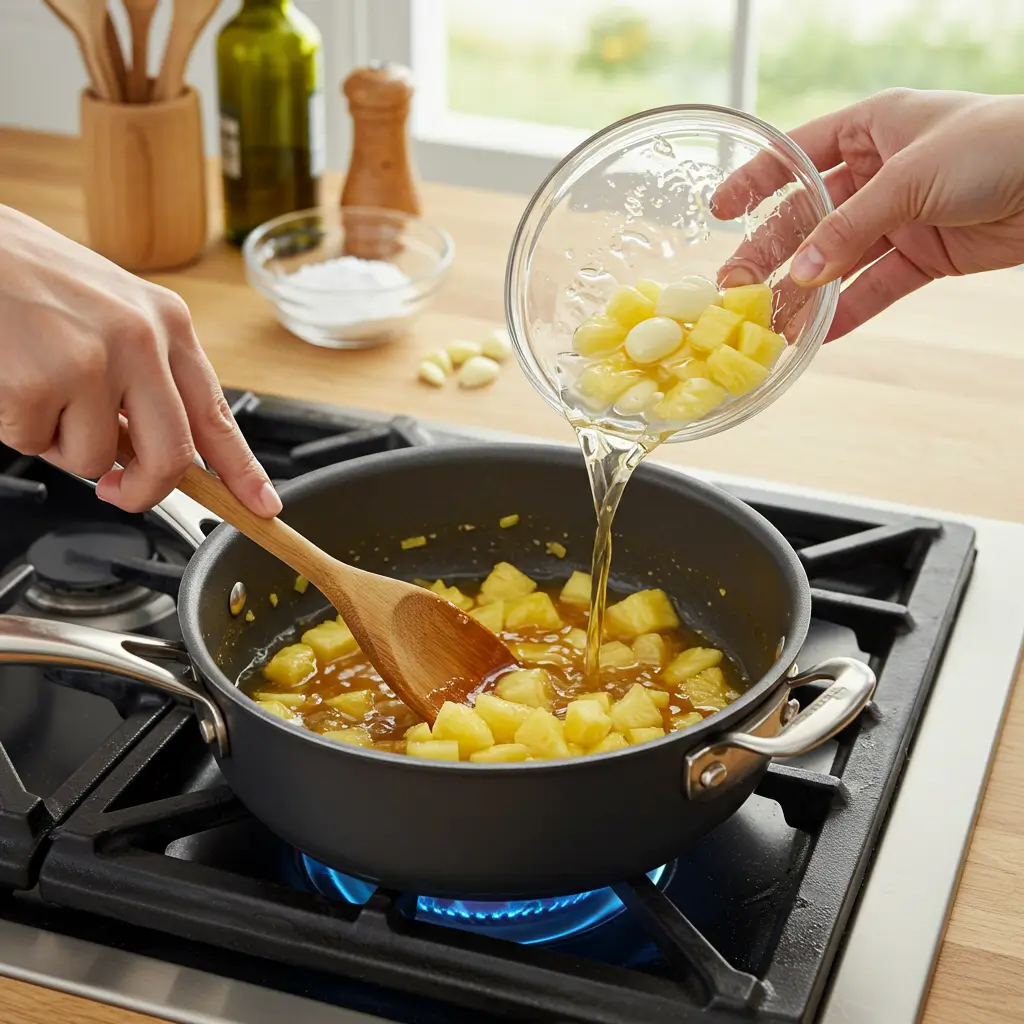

{"left": 560, "top": 277, "right": 790, "bottom": 436}
{"left": 248, "top": 560, "right": 745, "bottom": 765}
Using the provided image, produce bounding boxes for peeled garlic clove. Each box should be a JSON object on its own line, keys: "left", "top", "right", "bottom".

{"left": 418, "top": 360, "right": 447, "bottom": 387}
{"left": 655, "top": 277, "right": 722, "bottom": 324}
{"left": 481, "top": 328, "right": 513, "bottom": 362}
{"left": 624, "top": 316, "right": 684, "bottom": 365}
{"left": 423, "top": 349, "right": 453, "bottom": 375}
{"left": 447, "top": 340, "right": 482, "bottom": 366}
{"left": 458, "top": 355, "right": 501, "bottom": 389}
{"left": 614, "top": 378, "right": 659, "bottom": 414}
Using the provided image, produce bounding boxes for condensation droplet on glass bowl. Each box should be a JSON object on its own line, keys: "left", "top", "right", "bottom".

{"left": 620, "top": 229, "right": 651, "bottom": 248}
{"left": 564, "top": 249, "right": 575, "bottom": 260}
{"left": 651, "top": 135, "right": 674, "bottom": 158}
{"left": 577, "top": 265, "right": 605, "bottom": 281}
{"left": 623, "top": 195, "right": 643, "bottom": 218}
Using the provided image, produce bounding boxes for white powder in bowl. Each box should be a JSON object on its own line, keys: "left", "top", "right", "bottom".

{"left": 273, "top": 256, "right": 416, "bottom": 344}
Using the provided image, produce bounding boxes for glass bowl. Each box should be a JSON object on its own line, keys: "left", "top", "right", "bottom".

{"left": 504, "top": 105, "right": 839, "bottom": 442}
{"left": 243, "top": 206, "right": 454, "bottom": 349}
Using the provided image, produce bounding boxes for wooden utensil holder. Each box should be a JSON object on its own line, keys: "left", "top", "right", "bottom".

{"left": 81, "top": 87, "right": 207, "bottom": 272}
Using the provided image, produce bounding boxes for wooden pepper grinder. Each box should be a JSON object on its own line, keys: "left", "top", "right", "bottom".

{"left": 340, "top": 62, "right": 420, "bottom": 260}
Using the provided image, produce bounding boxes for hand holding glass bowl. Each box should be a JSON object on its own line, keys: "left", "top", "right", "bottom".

{"left": 505, "top": 105, "right": 840, "bottom": 444}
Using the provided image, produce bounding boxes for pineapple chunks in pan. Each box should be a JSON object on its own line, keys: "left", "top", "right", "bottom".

{"left": 252, "top": 562, "right": 741, "bottom": 763}
{"left": 569, "top": 278, "right": 786, "bottom": 427}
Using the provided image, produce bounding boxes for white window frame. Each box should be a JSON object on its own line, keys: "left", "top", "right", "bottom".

{"left": 338, "top": 0, "right": 758, "bottom": 194}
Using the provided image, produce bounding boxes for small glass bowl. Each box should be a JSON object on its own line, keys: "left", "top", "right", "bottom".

{"left": 504, "top": 105, "right": 839, "bottom": 442}
{"left": 243, "top": 206, "right": 454, "bottom": 349}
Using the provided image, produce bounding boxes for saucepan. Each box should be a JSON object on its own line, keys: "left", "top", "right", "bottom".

{"left": 0, "top": 444, "right": 874, "bottom": 898}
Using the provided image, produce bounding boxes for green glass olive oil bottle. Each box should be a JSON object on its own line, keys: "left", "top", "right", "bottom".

{"left": 216, "top": 0, "right": 325, "bottom": 245}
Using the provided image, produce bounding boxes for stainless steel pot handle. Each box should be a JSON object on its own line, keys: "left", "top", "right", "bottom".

{"left": 0, "top": 615, "right": 228, "bottom": 756}
{"left": 684, "top": 656, "right": 876, "bottom": 799}
{"left": 55, "top": 457, "right": 219, "bottom": 550}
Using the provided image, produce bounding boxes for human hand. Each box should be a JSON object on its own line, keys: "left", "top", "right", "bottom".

{"left": 713, "top": 89, "right": 1024, "bottom": 340}
{"left": 0, "top": 205, "right": 281, "bottom": 517}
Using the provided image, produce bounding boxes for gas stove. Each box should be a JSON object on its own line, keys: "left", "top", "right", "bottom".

{"left": 0, "top": 390, "right": 1022, "bottom": 1024}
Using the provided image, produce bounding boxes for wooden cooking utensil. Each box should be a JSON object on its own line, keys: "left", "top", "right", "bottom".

{"left": 153, "top": 0, "right": 220, "bottom": 103}
{"left": 123, "top": 0, "right": 159, "bottom": 102}
{"left": 114, "top": 426, "right": 515, "bottom": 724}
{"left": 43, "top": 0, "right": 122, "bottom": 101}
{"left": 105, "top": 13, "right": 128, "bottom": 100}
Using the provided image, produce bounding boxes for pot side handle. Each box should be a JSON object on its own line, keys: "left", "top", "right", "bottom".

{"left": 0, "top": 615, "right": 228, "bottom": 756}
{"left": 684, "top": 657, "right": 876, "bottom": 800}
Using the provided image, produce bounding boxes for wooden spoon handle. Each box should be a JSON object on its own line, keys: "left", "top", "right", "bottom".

{"left": 115, "top": 424, "right": 346, "bottom": 598}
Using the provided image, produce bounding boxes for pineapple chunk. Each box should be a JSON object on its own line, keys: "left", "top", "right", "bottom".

{"left": 567, "top": 742, "right": 586, "bottom": 757}
{"left": 429, "top": 579, "right": 474, "bottom": 611}
{"left": 687, "top": 304, "right": 744, "bottom": 353}
{"left": 683, "top": 668, "right": 740, "bottom": 710}
{"left": 470, "top": 600, "right": 505, "bottom": 633}
{"left": 263, "top": 644, "right": 317, "bottom": 688}
{"left": 495, "top": 668, "right": 553, "bottom": 708}
{"left": 479, "top": 562, "right": 537, "bottom": 604}
{"left": 407, "top": 740, "right": 461, "bottom": 762}
{"left": 653, "top": 377, "right": 727, "bottom": 423}
{"left": 565, "top": 627, "right": 588, "bottom": 650}
{"left": 629, "top": 726, "right": 666, "bottom": 744}
{"left": 610, "top": 683, "right": 663, "bottom": 732}
{"left": 605, "top": 285, "right": 656, "bottom": 329}
{"left": 405, "top": 722, "right": 432, "bottom": 743}
{"left": 660, "top": 353, "right": 709, "bottom": 383}
{"left": 662, "top": 647, "right": 724, "bottom": 685}
{"left": 509, "top": 643, "right": 572, "bottom": 668}
{"left": 301, "top": 620, "right": 359, "bottom": 662}
{"left": 605, "top": 589, "right": 679, "bottom": 639}
{"left": 432, "top": 701, "right": 495, "bottom": 758}
{"left": 574, "top": 359, "right": 645, "bottom": 411}
{"left": 647, "top": 688, "right": 671, "bottom": 709}
{"left": 575, "top": 691, "right": 613, "bottom": 712}
{"left": 737, "top": 321, "right": 787, "bottom": 369}
{"left": 505, "top": 592, "right": 563, "bottom": 630}
{"left": 469, "top": 743, "right": 530, "bottom": 764}
{"left": 722, "top": 283, "right": 773, "bottom": 328}
{"left": 253, "top": 691, "right": 306, "bottom": 708}
{"left": 514, "top": 708, "right": 571, "bottom": 760}
{"left": 707, "top": 344, "right": 770, "bottom": 396}
{"left": 474, "top": 693, "right": 534, "bottom": 744}
{"left": 633, "top": 633, "right": 667, "bottom": 667}
{"left": 599, "top": 641, "right": 637, "bottom": 669}
{"left": 323, "top": 726, "right": 373, "bottom": 747}
{"left": 587, "top": 732, "right": 630, "bottom": 754}
{"left": 325, "top": 689, "right": 374, "bottom": 719}
{"left": 560, "top": 571, "right": 592, "bottom": 608}
{"left": 671, "top": 711, "right": 705, "bottom": 731}
{"left": 635, "top": 278, "right": 663, "bottom": 303}
{"left": 564, "top": 699, "right": 613, "bottom": 747}
{"left": 257, "top": 699, "right": 296, "bottom": 720}
{"left": 572, "top": 314, "right": 627, "bottom": 358}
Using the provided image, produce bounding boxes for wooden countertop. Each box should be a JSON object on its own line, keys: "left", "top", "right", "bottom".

{"left": 1, "top": 128, "right": 1022, "bottom": 1024}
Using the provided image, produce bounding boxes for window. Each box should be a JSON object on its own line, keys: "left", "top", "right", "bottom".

{"left": 354, "top": 0, "right": 1024, "bottom": 194}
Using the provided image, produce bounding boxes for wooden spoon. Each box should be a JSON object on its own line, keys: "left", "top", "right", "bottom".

{"left": 43, "top": 0, "right": 122, "bottom": 101}
{"left": 153, "top": 0, "right": 221, "bottom": 103}
{"left": 123, "top": 0, "right": 159, "bottom": 102}
{"left": 114, "top": 426, "right": 516, "bottom": 724}
{"left": 105, "top": 13, "right": 128, "bottom": 100}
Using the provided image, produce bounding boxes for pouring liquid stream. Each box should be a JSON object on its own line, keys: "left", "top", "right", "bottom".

{"left": 574, "top": 424, "right": 659, "bottom": 682}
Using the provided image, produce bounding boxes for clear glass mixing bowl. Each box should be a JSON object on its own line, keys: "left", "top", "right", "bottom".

{"left": 504, "top": 105, "right": 839, "bottom": 442}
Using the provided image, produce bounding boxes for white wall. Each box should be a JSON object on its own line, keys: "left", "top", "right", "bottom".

{"left": 0, "top": 0, "right": 356, "bottom": 171}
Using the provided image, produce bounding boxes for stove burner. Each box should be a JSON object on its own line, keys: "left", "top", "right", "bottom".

{"left": 24, "top": 524, "right": 155, "bottom": 616}
{"left": 301, "top": 854, "right": 668, "bottom": 945}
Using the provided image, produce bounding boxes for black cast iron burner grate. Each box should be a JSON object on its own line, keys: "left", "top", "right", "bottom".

{"left": 16, "top": 433, "right": 973, "bottom": 1024}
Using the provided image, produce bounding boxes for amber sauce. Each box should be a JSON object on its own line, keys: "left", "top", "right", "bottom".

{"left": 241, "top": 578, "right": 743, "bottom": 753}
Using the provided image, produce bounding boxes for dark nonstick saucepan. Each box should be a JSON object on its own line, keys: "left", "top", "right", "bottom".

{"left": 0, "top": 444, "right": 875, "bottom": 898}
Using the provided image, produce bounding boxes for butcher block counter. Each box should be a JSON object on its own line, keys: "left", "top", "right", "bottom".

{"left": 0, "top": 128, "right": 1022, "bottom": 1024}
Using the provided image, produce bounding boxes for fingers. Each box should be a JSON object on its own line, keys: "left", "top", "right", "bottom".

{"left": 95, "top": 360, "right": 195, "bottom": 513}
{"left": 42, "top": 386, "right": 119, "bottom": 479}
{"left": 711, "top": 106, "right": 852, "bottom": 220}
{"left": 789, "top": 160, "right": 914, "bottom": 287}
{"left": 169, "top": 328, "right": 281, "bottom": 519}
{"left": 825, "top": 249, "right": 931, "bottom": 342}
{"left": 0, "top": 376, "right": 63, "bottom": 456}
